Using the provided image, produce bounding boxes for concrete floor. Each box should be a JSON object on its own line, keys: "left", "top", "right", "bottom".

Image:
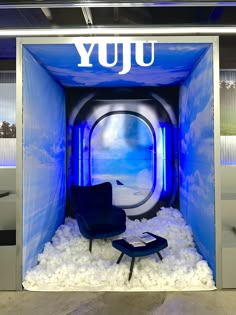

{"left": 0, "top": 290, "right": 236, "bottom": 315}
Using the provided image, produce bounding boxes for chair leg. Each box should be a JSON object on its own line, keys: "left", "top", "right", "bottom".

{"left": 89, "top": 239, "right": 93, "bottom": 252}
{"left": 116, "top": 252, "right": 124, "bottom": 264}
{"left": 128, "top": 257, "right": 135, "bottom": 281}
{"left": 157, "top": 251, "right": 163, "bottom": 260}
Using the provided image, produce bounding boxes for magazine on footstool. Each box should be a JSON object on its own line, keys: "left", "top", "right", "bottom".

{"left": 124, "top": 233, "right": 156, "bottom": 247}
{"left": 140, "top": 232, "right": 157, "bottom": 244}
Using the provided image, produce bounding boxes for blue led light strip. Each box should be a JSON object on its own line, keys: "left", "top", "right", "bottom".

{"left": 163, "top": 126, "right": 166, "bottom": 192}
{"left": 78, "top": 127, "right": 81, "bottom": 185}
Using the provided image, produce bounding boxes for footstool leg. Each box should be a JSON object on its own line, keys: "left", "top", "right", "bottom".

{"left": 89, "top": 239, "right": 93, "bottom": 253}
{"left": 128, "top": 257, "right": 135, "bottom": 281}
{"left": 157, "top": 252, "right": 163, "bottom": 260}
{"left": 116, "top": 252, "right": 124, "bottom": 264}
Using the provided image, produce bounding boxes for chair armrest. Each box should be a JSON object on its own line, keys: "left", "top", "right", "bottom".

{"left": 112, "top": 206, "right": 126, "bottom": 224}
{"left": 76, "top": 213, "right": 93, "bottom": 232}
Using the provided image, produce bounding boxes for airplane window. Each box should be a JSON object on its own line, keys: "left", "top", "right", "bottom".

{"left": 90, "top": 113, "right": 155, "bottom": 208}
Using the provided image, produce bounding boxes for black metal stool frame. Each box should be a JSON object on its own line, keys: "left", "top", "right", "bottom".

{"left": 116, "top": 248, "right": 164, "bottom": 281}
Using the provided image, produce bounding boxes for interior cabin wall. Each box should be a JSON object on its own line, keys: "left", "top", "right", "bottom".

{"left": 179, "top": 46, "right": 216, "bottom": 276}
{"left": 66, "top": 86, "right": 180, "bottom": 219}
{"left": 22, "top": 48, "right": 66, "bottom": 277}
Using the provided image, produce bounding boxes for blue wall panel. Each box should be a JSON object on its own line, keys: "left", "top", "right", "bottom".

{"left": 22, "top": 48, "right": 66, "bottom": 277}
{"left": 179, "top": 47, "right": 215, "bottom": 276}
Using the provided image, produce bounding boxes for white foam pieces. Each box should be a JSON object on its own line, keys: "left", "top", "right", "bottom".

{"left": 23, "top": 207, "right": 215, "bottom": 291}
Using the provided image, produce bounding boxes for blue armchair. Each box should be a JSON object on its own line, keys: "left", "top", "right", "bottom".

{"left": 70, "top": 182, "right": 126, "bottom": 252}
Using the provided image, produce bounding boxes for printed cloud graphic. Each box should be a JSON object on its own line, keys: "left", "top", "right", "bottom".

{"left": 180, "top": 48, "right": 214, "bottom": 163}
{"left": 180, "top": 167, "right": 213, "bottom": 205}
{"left": 180, "top": 48, "right": 213, "bottom": 125}
{"left": 179, "top": 47, "right": 215, "bottom": 273}
{"left": 23, "top": 48, "right": 66, "bottom": 276}
{"left": 26, "top": 42, "right": 210, "bottom": 87}
{"left": 181, "top": 97, "right": 213, "bottom": 162}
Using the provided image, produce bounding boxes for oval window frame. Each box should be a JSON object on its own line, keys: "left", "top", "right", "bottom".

{"left": 89, "top": 111, "right": 157, "bottom": 209}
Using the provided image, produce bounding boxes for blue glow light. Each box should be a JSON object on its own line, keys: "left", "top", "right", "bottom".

{"left": 160, "top": 122, "right": 174, "bottom": 198}
{"left": 73, "top": 122, "right": 88, "bottom": 186}
{"left": 163, "top": 126, "right": 166, "bottom": 192}
{"left": 78, "top": 127, "right": 81, "bottom": 185}
{"left": 73, "top": 124, "right": 80, "bottom": 186}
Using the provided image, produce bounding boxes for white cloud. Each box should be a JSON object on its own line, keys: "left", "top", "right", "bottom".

{"left": 167, "top": 44, "right": 209, "bottom": 52}
{"left": 23, "top": 207, "right": 215, "bottom": 291}
{"left": 180, "top": 49, "right": 213, "bottom": 125}
{"left": 188, "top": 170, "right": 208, "bottom": 201}
{"left": 91, "top": 173, "right": 132, "bottom": 182}
{"left": 181, "top": 95, "right": 214, "bottom": 162}
{"left": 180, "top": 139, "right": 188, "bottom": 155}
{"left": 180, "top": 166, "right": 214, "bottom": 211}
{"left": 24, "top": 145, "right": 58, "bottom": 165}
{"left": 47, "top": 64, "right": 189, "bottom": 86}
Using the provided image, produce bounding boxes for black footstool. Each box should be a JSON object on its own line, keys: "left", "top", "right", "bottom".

{"left": 112, "top": 232, "right": 168, "bottom": 281}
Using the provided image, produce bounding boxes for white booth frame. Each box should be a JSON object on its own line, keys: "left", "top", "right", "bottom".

{"left": 16, "top": 34, "right": 221, "bottom": 290}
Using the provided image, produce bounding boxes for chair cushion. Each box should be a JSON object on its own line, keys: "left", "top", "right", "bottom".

{"left": 76, "top": 214, "right": 126, "bottom": 240}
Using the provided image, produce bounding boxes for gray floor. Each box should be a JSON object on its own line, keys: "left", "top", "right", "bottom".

{"left": 0, "top": 290, "right": 236, "bottom": 315}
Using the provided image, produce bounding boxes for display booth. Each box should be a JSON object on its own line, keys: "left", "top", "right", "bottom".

{"left": 16, "top": 35, "right": 221, "bottom": 291}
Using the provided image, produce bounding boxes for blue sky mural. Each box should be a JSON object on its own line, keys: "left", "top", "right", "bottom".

{"left": 23, "top": 48, "right": 66, "bottom": 277}
{"left": 72, "top": 96, "right": 168, "bottom": 217}
{"left": 179, "top": 46, "right": 215, "bottom": 276}
{"left": 25, "top": 42, "right": 210, "bottom": 87}
{"left": 90, "top": 113, "right": 154, "bottom": 207}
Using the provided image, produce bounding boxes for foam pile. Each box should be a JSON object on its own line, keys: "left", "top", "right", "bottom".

{"left": 23, "top": 207, "right": 215, "bottom": 291}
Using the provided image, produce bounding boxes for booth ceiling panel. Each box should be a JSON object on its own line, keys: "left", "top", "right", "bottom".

{"left": 25, "top": 43, "right": 210, "bottom": 87}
